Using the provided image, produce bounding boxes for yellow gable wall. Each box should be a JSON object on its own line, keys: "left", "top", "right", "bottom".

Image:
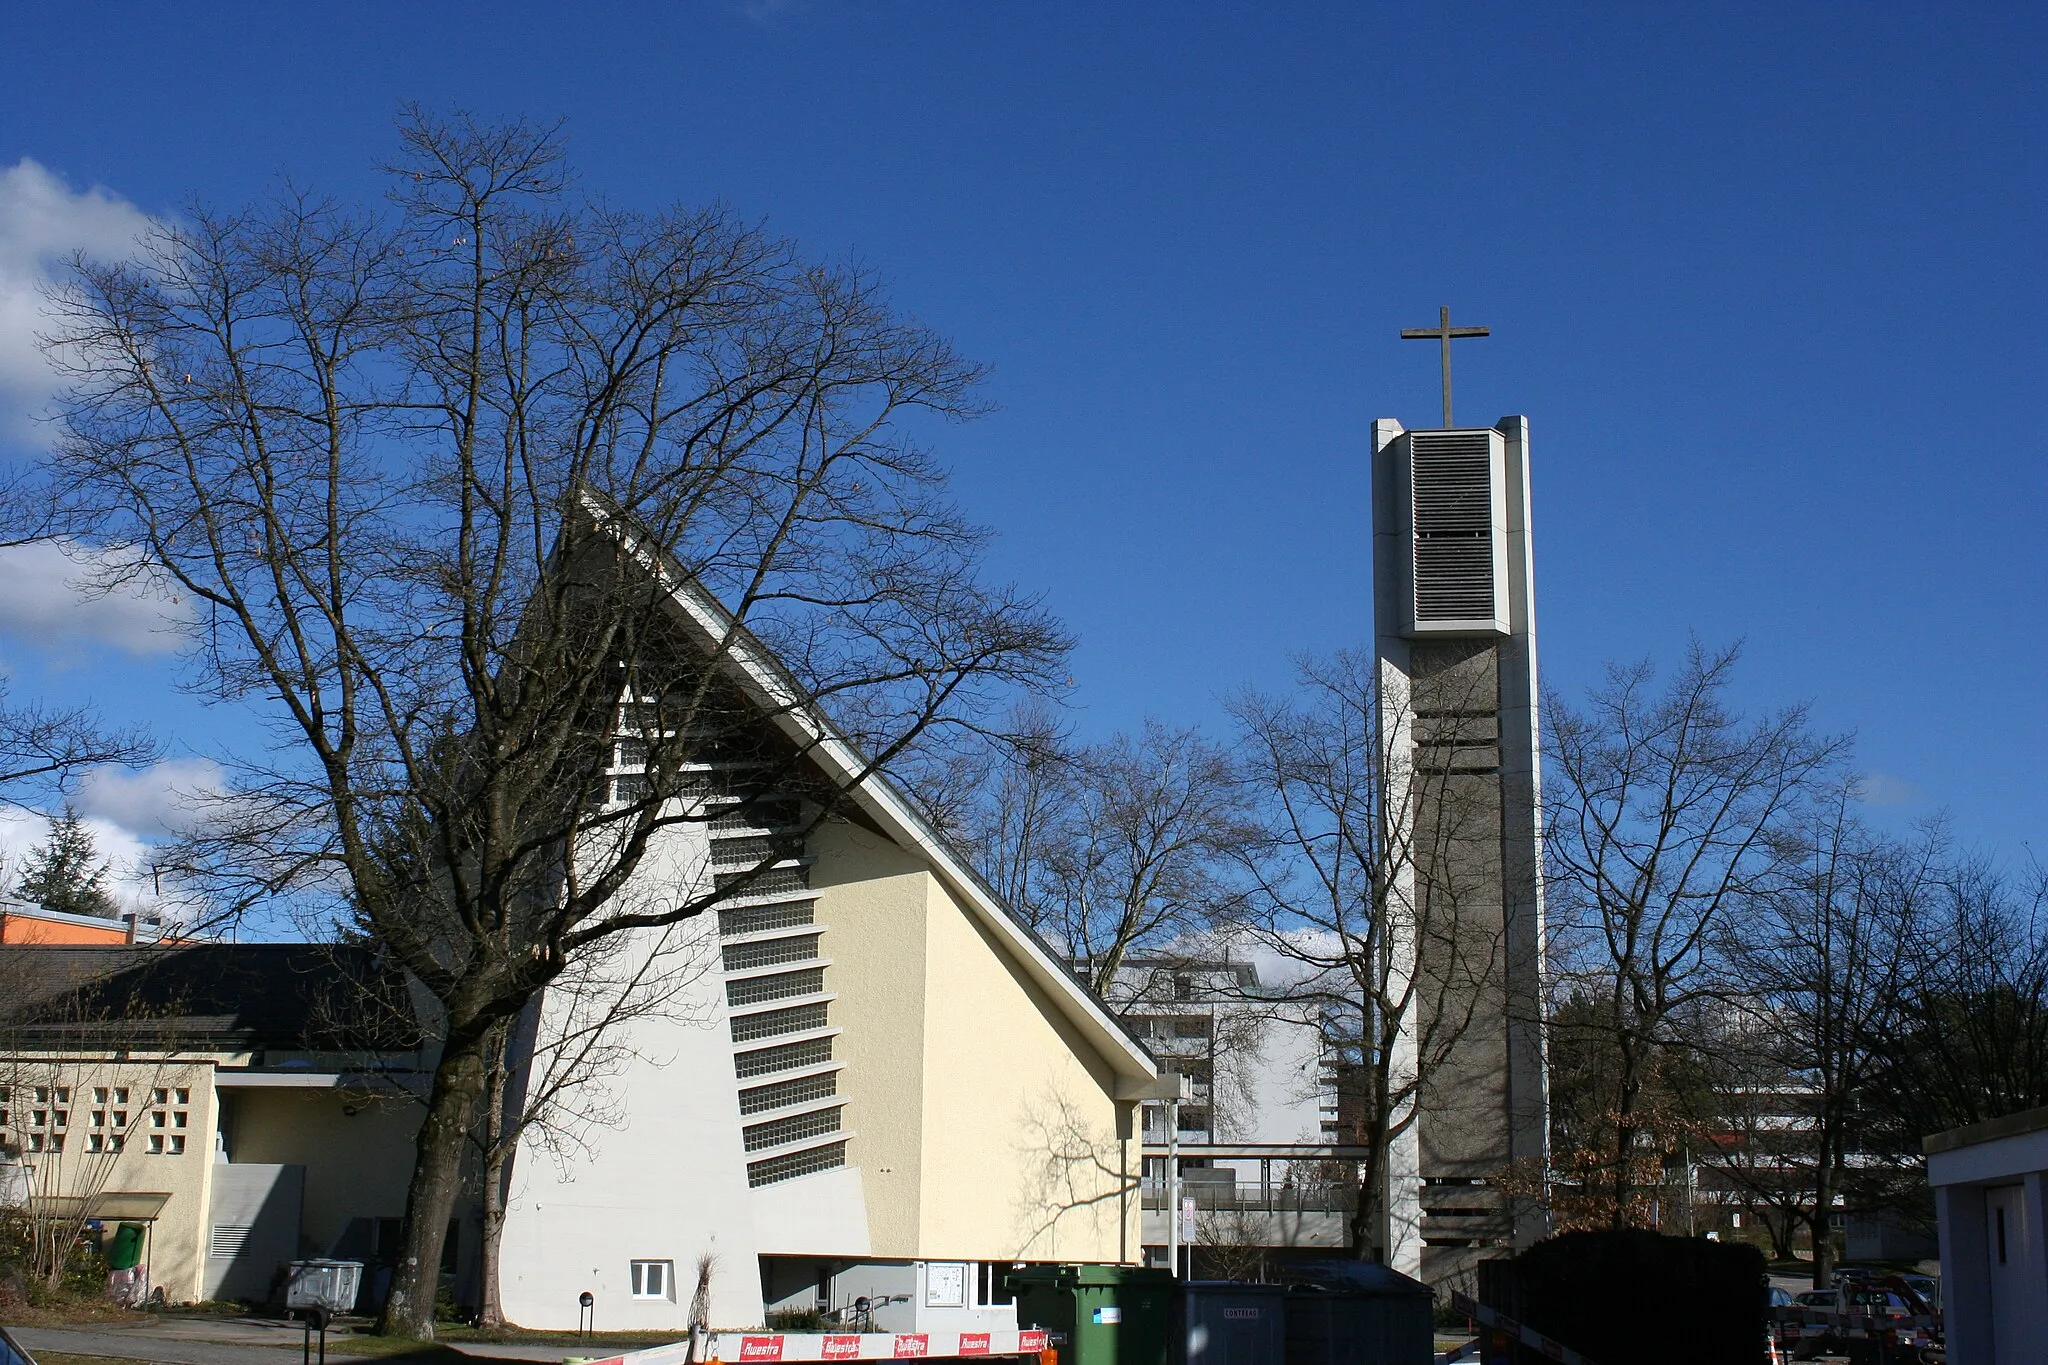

{"left": 809, "top": 819, "right": 932, "bottom": 1258}
{"left": 915, "top": 874, "right": 1138, "bottom": 1264}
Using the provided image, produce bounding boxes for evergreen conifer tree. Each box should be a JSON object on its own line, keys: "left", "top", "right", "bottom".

{"left": 17, "top": 806, "right": 120, "bottom": 918}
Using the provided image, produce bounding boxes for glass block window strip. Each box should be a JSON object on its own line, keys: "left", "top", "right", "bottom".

{"left": 716, "top": 866, "right": 810, "bottom": 897}
{"left": 709, "top": 800, "right": 801, "bottom": 833}
{"left": 719, "top": 901, "right": 816, "bottom": 938}
{"left": 744, "top": 1105, "right": 843, "bottom": 1152}
{"left": 738, "top": 1071, "right": 838, "bottom": 1116}
{"left": 711, "top": 834, "right": 781, "bottom": 866}
{"left": 730, "top": 1002, "right": 829, "bottom": 1043}
{"left": 748, "top": 1140, "right": 847, "bottom": 1188}
{"left": 727, "top": 968, "right": 824, "bottom": 1008}
{"left": 734, "top": 1036, "right": 833, "bottom": 1079}
{"left": 723, "top": 934, "right": 822, "bottom": 973}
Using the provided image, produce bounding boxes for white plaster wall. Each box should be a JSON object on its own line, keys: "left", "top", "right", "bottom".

{"left": 497, "top": 819, "right": 763, "bottom": 1332}
{"left": 752, "top": 1164, "right": 871, "bottom": 1255}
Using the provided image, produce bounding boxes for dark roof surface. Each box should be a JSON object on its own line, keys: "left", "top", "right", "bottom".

{"left": 0, "top": 943, "right": 424, "bottom": 1050}
{"left": 1924, "top": 1103, "right": 2048, "bottom": 1156}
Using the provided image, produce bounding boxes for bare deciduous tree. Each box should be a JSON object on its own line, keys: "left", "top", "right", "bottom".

{"left": 1711, "top": 782, "right": 1939, "bottom": 1285}
{"left": 1544, "top": 641, "right": 1844, "bottom": 1226}
{"left": 953, "top": 717, "right": 1250, "bottom": 1002}
{"left": 41, "top": 110, "right": 1067, "bottom": 1336}
{"left": 1852, "top": 861, "right": 2048, "bottom": 1231}
{"left": 1225, "top": 649, "right": 1502, "bottom": 1262}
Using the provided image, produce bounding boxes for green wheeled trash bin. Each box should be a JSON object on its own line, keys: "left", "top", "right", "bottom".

{"left": 1009, "top": 1265, "right": 1177, "bottom": 1365}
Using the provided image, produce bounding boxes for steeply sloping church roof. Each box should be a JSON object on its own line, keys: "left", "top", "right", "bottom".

{"left": 583, "top": 495, "right": 1158, "bottom": 1084}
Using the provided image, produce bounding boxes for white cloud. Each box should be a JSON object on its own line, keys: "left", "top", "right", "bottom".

{"left": 1858, "top": 771, "right": 1923, "bottom": 808}
{"left": 0, "top": 804, "right": 174, "bottom": 918}
{"left": 0, "top": 539, "right": 190, "bottom": 656}
{"left": 75, "top": 757, "right": 226, "bottom": 836}
{"left": 0, "top": 158, "right": 156, "bottom": 445}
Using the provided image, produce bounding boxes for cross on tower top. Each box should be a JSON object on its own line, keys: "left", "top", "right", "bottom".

{"left": 1400, "top": 306, "right": 1490, "bottom": 428}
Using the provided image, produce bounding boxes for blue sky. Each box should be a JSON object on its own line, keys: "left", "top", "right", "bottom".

{"left": 1, "top": 2, "right": 2044, "bottom": 908}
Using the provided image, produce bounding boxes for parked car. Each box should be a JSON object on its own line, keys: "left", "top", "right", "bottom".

{"left": 1898, "top": 1273, "right": 1939, "bottom": 1309}
{"left": 1795, "top": 1290, "right": 1837, "bottom": 1308}
{"left": 1769, "top": 1287, "right": 1795, "bottom": 1308}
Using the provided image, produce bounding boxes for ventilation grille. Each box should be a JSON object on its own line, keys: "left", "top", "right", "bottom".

{"left": 1409, "top": 430, "right": 1497, "bottom": 623}
{"left": 209, "top": 1224, "right": 253, "bottom": 1258}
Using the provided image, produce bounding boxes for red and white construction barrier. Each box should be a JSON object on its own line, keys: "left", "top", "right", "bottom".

{"left": 571, "top": 1329, "right": 1053, "bottom": 1365}
{"left": 1771, "top": 1307, "right": 1940, "bottom": 1352}
{"left": 1448, "top": 1291, "right": 1601, "bottom": 1365}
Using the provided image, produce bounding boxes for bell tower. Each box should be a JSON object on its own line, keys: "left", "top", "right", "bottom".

{"left": 1372, "top": 400, "right": 1549, "bottom": 1286}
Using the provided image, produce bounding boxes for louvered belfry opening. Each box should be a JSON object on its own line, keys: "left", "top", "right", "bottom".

{"left": 1409, "top": 430, "right": 1497, "bottom": 625}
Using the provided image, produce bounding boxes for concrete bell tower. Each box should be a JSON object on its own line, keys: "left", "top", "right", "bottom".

{"left": 1371, "top": 412, "right": 1549, "bottom": 1288}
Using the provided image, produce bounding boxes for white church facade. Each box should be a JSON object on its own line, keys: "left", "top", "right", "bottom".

{"left": 485, "top": 540, "right": 1166, "bottom": 1332}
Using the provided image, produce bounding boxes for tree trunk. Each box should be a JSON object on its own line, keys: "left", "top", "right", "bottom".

{"left": 1809, "top": 1162, "right": 1838, "bottom": 1289}
{"left": 1349, "top": 1141, "right": 1384, "bottom": 1262}
{"left": 379, "top": 1033, "right": 489, "bottom": 1338}
{"left": 477, "top": 1028, "right": 510, "bottom": 1332}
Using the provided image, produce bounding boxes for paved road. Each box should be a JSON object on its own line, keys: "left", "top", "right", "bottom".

{"left": 8, "top": 1322, "right": 573, "bottom": 1364}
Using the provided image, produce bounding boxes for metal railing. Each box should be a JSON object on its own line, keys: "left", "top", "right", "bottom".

{"left": 1140, "top": 1181, "right": 1354, "bottom": 1214}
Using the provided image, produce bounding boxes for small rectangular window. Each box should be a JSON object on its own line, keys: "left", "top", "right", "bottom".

{"left": 52, "top": 1109, "right": 68, "bottom": 1127}
{"left": 151, "top": 1088, "right": 168, "bottom": 1104}
{"left": 54, "top": 1087, "right": 69, "bottom": 1103}
{"left": 630, "top": 1259, "right": 674, "bottom": 1301}
{"left": 87, "top": 1133, "right": 104, "bottom": 1153}
{"left": 151, "top": 1111, "right": 166, "bottom": 1127}
{"left": 112, "top": 1111, "right": 127, "bottom": 1126}
{"left": 147, "top": 1134, "right": 164, "bottom": 1154}
{"left": 169, "top": 1135, "right": 185, "bottom": 1155}
{"left": 113, "top": 1088, "right": 128, "bottom": 1105}
{"left": 108, "top": 1134, "right": 123, "bottom": 1152}
{"left": 173, "top": 1111, "right": 188, "bottom": 1128}
{"left": 47, "top": 1134, "right": 63, "bottom": 1152}
{"left": 92, "top": 1087, "right": 106, "bottom": 1104}
{"left": 174, "top": 1088, "right": 190, "bottom": 1105}
{"left": 977, "top": 1263, "right": 1015, "bottom": 1307}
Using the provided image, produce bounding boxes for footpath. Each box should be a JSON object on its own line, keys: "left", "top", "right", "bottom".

{"left": 8, "top": 1317, "right": 566, "bottom": 1364}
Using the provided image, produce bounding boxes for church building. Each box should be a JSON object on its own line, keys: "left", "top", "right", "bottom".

{"left": 0, "top": 524, "right": 1164, "bottom": 1330}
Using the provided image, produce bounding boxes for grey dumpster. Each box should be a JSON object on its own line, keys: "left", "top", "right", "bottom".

{"left": 1177, "top": 1282, "right": 1286, "bottom": 1365}
{"left": 286, "top": 1259, "right": 364, "bottom": 1315}
{"left": 1283, "top": 1262, "right": 1433, "bottom": 1365}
